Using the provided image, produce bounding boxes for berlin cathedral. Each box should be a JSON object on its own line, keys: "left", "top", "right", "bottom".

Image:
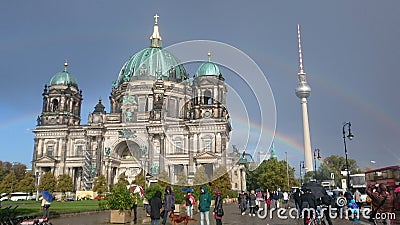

{"left": 31, "top": 15, "right": 246, "bottom": 191}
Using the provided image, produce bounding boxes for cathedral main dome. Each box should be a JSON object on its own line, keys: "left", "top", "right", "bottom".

{"left": 114, "top": 47, "right": 188, "bottom": 87}
{"left": 113, "top": 14, "right": 188, "bottom": 88}
{"left": 49, "top": 62, "right": 78, "bottom": 88}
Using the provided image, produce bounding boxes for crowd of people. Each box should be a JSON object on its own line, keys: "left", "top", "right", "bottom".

{"left": 147, "top": 185, "right": 224, "bottom": 225}
{"left": 144, "top": 183, "right": 399, "bottom": 225}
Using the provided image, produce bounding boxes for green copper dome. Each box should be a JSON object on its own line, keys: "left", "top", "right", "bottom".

{"left": 195, "top": 61, "right": 221, "bottom": 77}
{"left": 113, "top": 47, "right": 188, "bottom": 88}
{"left": 49, "top": 65, "right": 78, "bottom": 88}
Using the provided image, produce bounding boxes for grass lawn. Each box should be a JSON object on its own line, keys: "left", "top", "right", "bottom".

{"left": 1, "top": 200, "right": 104, "bottom": 217}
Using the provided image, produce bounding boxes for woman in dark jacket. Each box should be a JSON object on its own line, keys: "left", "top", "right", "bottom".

{"left": 150, "top": 191, "right": 163, "bottom": 225}
{"left": 213, "top": 189, "right": 223, "bottom": 225}
{"left": 162, "top": 186, "right": 175, "bottom": 225}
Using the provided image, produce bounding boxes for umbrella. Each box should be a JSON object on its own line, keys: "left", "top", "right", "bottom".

{"left": 301, "top": 182, "right": 326, "bottom": 199}
{"left": 181, "top": 187, "right": 194, "bottom": 193}
{"left": 128, "top": 184, "right": 145, "bottom": 196}
{"left": 41, "top": 190, "right": 54, "bottom": 202}
{"left": 394, "top": 186, "right": 400, "bottom": 193}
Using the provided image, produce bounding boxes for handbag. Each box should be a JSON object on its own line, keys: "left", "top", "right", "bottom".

{"left": 217, "top": 207, "right": 224, "bottom": 217}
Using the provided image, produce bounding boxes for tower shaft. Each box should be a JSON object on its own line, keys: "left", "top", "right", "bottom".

{"left": 301, "top": 98, "right": 313, "bottom": 171}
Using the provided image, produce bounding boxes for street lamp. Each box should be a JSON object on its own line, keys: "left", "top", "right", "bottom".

{"left": 313, "top": 149, "right": 321, "bottom": 182}
{"left": 342, "top": 122, "right": 354, "bottom": 190}
{"left": 299, "top": 161, "right": 305, "bottom": 185}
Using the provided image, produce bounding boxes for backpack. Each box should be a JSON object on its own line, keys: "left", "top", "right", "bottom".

{"left": 145, "top": 204, "right": 151, "bottom": 215}
{"left": 189, "top": 195, "right": 196, "bottom": 205}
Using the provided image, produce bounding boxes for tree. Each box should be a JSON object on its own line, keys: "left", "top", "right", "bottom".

{"left": 17, "top": 173, "right": 35, "bottom": 194}
{"left": 307, "top": 155, "right": 363, "bottom": 187}
{"left": 247, "top": 158, "right": 296, "bottom": 191}
{"left": 93, "top": 174, "right": 108, "bottom": 195}
{"left": 56, "top": 174, "right": 73, "bottom": 195}
{"left": 116, "top": 173, "right": 129, "bottom": 186}
{"left": 0, "top": 172, "right": 18, "bottom": 193}
{"left": 210, "top": 166, "right": 232, "bottom": 198}
{"left": 176, "top": 171, "right": 188, "bottom": 186}
{"left": 193, "top": 166, "right": 209, "bottom": 185}
{"left": 157, "top": 171, "right": 171, "bottom": 186}
{"left": 39, "top": 172, "right": 57, "bottom": 192}
{"left": 12, "top": 163, "right": 27, "bottom": 181}
{"left": 133, "top": 171, "right": 145, "bottom": 187}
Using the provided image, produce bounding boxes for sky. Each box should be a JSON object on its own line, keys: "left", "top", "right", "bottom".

{"left": 1, "top": 1, "right": 399, "bottom": 175}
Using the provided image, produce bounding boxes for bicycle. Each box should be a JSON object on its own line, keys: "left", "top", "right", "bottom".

{"left": 306, "top": 206, "right": 327, "bottom": 225}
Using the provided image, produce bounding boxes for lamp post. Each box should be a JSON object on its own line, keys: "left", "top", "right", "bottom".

{"left": 299, "top": 161, "right": 305, "bottom": 185}
{"left": 342, "top": 122, "right": 354, "bottom": 190}
{"left": 313, "top": 149, "right": 321, "bottom": 182}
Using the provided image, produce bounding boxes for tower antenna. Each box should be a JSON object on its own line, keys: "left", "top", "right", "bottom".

{"left": 298, "top": 24, "right": 304, "bottom": 74}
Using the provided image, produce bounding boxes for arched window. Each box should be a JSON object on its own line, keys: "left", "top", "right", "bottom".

{"left": 204, "top": 90, "right": 212, "bottom": 105}
{"left": 52, "top": 99, "right": 59, "bottom": 111}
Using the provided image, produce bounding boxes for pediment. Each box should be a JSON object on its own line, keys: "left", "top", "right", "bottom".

{"left": 35, "top": 156, "right": 57, "bottom": 164}
{"left": 194, "top": 151, "right": 217, "bottom": 160}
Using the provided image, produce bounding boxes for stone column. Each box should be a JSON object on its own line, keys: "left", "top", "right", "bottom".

{"left": 159, "top": 135, "right": 165, "bottom": 172}
{"left": 241, "top": 168, "right": 247, "bottom": 191}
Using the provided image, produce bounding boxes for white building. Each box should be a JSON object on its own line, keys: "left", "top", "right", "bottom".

{"left": 32, "top": 15, "right": 246, "bottom": 191}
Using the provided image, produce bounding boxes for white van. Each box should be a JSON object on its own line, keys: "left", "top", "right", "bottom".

{"left": 0, "top": 193, "right": 8, "bottom": 201}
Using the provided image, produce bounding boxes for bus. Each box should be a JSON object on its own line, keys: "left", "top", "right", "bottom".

{"left": 9, "top": 192, "right": 35, "bottom": 201}
{"left": 350, "top": 173, "right": 368, "bottom": 204}
{"left": 365, "top": 165, "right": 400, "bottom": 194}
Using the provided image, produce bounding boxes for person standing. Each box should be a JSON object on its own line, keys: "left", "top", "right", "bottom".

{"left": 198, "top": 185, "right": 211, "bottom": 225}
{"left": 131, "top": 193, "right": 138, "bottom": 224}
{"left": 213, "top": 189, "right": 223, "bottom": 225}
{"left": 150, "top": 191, "right": 163, "bottom": 225}
{"left": 248, "top": 190, "right": 257, "bottom": 216}
{"left": 353, "top": 189, "right": 362, "bottom": 209}
{"left": 41, "top": 198, "right": 51, "bottom": 218}
{"left": 184, "top": 192, "right": 195, "bottom": 218}
{"left": 238, "top": 190, "right": 247, "bottom": 215}
{"left": 162, "top": 186, "right": 175, "bottom": 225}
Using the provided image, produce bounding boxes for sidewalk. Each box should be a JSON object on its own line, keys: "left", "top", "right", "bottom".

{"left": 50, "top": 203, "right": 360, "bottom": 225}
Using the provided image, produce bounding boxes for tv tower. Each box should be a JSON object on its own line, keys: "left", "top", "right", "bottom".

{"left": 295, "top": 24, "right": 313, "bottom": 171}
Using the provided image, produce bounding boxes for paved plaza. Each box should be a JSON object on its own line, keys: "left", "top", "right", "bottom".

{"left": 50, "top": 202, "right": 365, "bottom": 225}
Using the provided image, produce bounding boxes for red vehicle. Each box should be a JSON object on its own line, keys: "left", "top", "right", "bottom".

{"left": 365, "top": 165, "right": 400, "bottom": 193}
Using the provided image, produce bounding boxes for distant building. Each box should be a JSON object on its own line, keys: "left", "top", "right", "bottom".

{"left": 31, "top": 15, "right": 245, "bottom": 191}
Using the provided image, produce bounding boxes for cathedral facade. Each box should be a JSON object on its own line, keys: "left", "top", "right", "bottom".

{"left": 32, "top": 15, "right": 246, "bottom": 191}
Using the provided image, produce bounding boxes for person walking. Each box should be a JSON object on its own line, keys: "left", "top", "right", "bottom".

{"left": 283, "top": 191, "right": 289, "bottom": 209}
{"left": 150, "top": 191, "right": 163, "bottom": 225}
{"left": 300, "top": 189, "right": 316, "bottom": 225}
{"left": 367, "top": 183, "right": 394, "bottom": 225}
{"left": 41, "top": 198, "right": 51, "bottom": 218}
{"left": 161, "top": 186, "right": 175, "bottom": 225}
{"left": 198, "top": 185, "right": 211, "bottom": 225}
{"left": 248, "top": 190, "right": 257, "bottom": 216}
{"left": 184, "top": 192, "right": 195, "bottom": 218}
{"left": 213, "top": 189, "right": 224, "bottom": 225}
{"left": 293, "top": 188, "right": 302, "bottom": 216}
{"left": 353, "top": 189, "right": 362, "bottom": 209}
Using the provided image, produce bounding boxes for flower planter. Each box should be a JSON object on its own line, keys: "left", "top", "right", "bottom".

{"left": 110, "top": 210, "right": 131, "bottom": 224}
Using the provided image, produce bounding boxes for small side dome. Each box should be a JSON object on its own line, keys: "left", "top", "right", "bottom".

{"left": 49, "top": 62, "right": 78, "bottom": 88}
{"left": 93, "top": 99, "right": 106, "bottom": 114}
{"left": 195, "top": 61, "right": 221, "bottom": 77}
